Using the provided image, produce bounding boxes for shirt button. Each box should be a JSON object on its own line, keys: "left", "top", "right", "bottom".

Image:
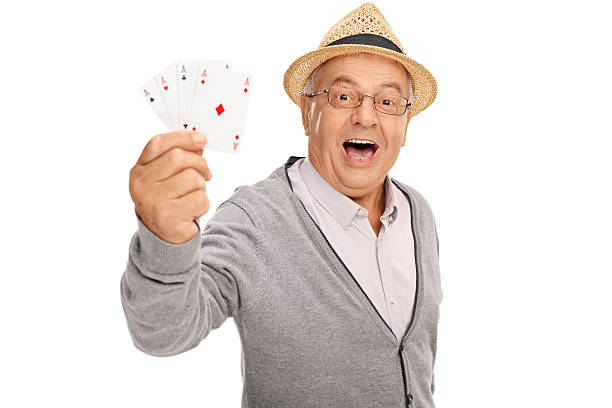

{"left": 390, "top": 296, "right": 396, "bottom": 304}
{"left": 358, "top": 209, "right": 365, "bottom": 215}
{"left": 376, "top": 240, "right": 382, "bottom": 248}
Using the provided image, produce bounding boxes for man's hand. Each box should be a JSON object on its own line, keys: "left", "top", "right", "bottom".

{"left": 129, "top": 130, "right": 212, "bottom": 244}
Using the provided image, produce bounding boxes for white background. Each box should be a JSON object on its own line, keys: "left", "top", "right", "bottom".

{"left": 1, "top": 0, "right": 610, "bottom": 406}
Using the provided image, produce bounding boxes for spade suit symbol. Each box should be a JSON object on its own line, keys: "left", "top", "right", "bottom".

{"left": 149, "top": 97, "right": 155, "bottom": 102}
{"left": 181, "top": 75, "right": 186, "bottom": 80}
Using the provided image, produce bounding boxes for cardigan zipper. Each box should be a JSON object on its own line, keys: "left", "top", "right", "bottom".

{"left": 400, "top": 342, "right": 414, "bottom": 407}
{"left": 283, "top": 161, "right": 422, "bottom": 407}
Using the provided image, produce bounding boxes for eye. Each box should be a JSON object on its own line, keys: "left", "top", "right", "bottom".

{"left": 380, "top": 99, "right": 395, "bottom": 106}
{"left": 336, "top": 93, "right": 351, "bottom": 101}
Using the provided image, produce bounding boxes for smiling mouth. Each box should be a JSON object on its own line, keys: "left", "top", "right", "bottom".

{"left": 342, "top": 139, "right": 379, "bottom": 164}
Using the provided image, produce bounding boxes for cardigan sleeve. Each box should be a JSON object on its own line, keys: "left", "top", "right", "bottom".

{"left": 119, "top": 201, "right": 264, "bottom": 357}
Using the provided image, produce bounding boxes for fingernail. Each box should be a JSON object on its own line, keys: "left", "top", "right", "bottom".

{"left": 192, "top": 132, "right": 206, "bottom": 146}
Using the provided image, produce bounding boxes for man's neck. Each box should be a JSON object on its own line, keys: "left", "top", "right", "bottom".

{"left": 348, "top": 182, "right": 386, "bottom": 236}
{"left": 308, "top": 155, "right": 387, "bottom": 235}
{"left": 348, "top": 181, "right": 386, "bottom": 217}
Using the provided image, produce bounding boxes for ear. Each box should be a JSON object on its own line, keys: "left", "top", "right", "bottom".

{"left": 300, "top": 94, "right": 311, "bottom": 136}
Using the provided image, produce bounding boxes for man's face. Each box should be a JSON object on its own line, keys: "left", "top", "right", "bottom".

{"left": 300, "top": 53, "right": 412, "bottom": 198}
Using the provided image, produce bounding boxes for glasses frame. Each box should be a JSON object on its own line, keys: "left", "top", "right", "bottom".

{"left": 304, "top": 86, "right": 412, "bottom": 116}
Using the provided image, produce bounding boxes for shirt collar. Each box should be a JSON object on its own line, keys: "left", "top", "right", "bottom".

{"left": 299, "top": 157, "right": 399, "bottom": 230}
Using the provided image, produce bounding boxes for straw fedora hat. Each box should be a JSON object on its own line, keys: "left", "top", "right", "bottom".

{"left": 283, "top": 2, "right": 437, "bottom": 117}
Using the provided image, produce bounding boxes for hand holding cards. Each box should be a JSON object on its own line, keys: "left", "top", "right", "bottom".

{"left": 139, "top": 59, "right": 253, "bottom": 154}
{"left": 130, "top": 130, "right": 212, "bottom": 244}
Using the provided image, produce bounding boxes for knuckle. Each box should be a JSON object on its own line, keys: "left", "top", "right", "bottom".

{"left": 198, "top": 176, "right": 207, "bottom": 192}
{"left": 149, "top": 133, "right": 162, "bottom": 151}
{"left": 191, "top": 190, "right": 209, "bottom": 213}
{"left": 200, "top": 155, "right": 209, "bottom": 169}
{"left": 198, "top": 191, "right": 210, "bottom": 214}
{"left": 130, "top": 179, "right": 141, "bottom": 202}
{"left": 199, "top": 157, "right": 212, "bottom": 178}
{"left": 129, "top": 164, "right": 141, "bottom": 181}
{"left": 130, "top": 176, "right": 148, "bottom": 206}
{"left": 186, "top": 167, "right": 199, "bottom": 180}
{"left": 187, "top": 169, "right": 206, "bottom": 191}
{"left": 168, "top": 147, "right": 184, "bottom": 165}
{"left": 203, "top": 195, "right": 210, "bottom": 212}
{"left": 193, "top": 189, "right": 206, "bottom": 203}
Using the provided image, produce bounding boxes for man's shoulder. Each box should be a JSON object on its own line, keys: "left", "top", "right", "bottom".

{"left": 231, "top": 165, "right": 283, "bottom": 196}
{"left": 219, "top": 164, "right": 290, "bottom": 219}
{"left": 390, "top": 176, "right": 436, "bottom": 216}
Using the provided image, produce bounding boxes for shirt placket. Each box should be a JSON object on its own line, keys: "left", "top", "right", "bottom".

{"left": 376, "top": 215, "right": 401, "bottom": 338}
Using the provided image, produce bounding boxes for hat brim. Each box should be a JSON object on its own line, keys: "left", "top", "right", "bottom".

{"left": 283, "top": 44, "right": 437, "bottom": 117}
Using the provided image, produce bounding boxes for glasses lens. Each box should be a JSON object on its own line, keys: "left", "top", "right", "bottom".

{"left": 328, "top": 87, "right": 361, "bottom": 108}
{"left": 374, "top": 94, "right": 408, "bottom": 115}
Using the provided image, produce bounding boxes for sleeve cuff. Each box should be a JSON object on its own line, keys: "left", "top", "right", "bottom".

{"left": 134, "top": 209, "right": 202, "bottom": 276}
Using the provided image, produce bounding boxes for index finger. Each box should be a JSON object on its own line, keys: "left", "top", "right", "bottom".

{"left": 137, "top": 130, "right": 207, "bottom": 166}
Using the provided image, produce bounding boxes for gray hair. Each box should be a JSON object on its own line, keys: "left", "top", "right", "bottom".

{"left": 303, "top": 53, "right": 414, "bottom": 104}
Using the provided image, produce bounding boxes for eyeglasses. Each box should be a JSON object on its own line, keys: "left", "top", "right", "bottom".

{"left": 304, "top": 86, "right": 412, "bottom": 116}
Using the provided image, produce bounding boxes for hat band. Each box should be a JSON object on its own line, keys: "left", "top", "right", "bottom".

{"left": 325, "top": 33, "right": 404, "bottom": 54}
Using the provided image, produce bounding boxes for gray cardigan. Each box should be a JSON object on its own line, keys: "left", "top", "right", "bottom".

{"left": 120, "top": 155, "right": 442, "bottom": 408}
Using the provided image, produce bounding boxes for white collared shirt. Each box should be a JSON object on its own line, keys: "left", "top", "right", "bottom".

{"left": 287, "top": 157, "right": 417, "bottom": 340}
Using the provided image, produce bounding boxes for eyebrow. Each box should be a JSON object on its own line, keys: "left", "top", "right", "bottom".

{"left": 330, "top": 75, "right": 403, "bottom": 94}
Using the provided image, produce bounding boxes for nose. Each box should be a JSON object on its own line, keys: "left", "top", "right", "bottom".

{"left": 351, "top": 95, "right": 379, "bottom": 128}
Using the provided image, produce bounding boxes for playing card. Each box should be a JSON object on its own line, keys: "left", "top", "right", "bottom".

{"left": 139, "top": 78, "right": 173, "bottom": 130}
{"left": 153, "top": 60, "right": 181, "bottom": 130}
{"left": 176, "top": 59, "right": 232, "bottom": 132}
{"left": 191, "top": 68, "right": 252, "bottom": 154}
{"left": 140, "top": 57, "right": 252, "bottom": 154}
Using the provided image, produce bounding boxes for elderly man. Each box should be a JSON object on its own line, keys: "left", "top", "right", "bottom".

{"left": 121, "top": 3, "right": 442, "bottom": 408}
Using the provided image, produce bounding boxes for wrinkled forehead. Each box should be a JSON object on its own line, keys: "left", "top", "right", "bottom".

{"left": 317, "top": 53, "right": 411, "bottom": 91}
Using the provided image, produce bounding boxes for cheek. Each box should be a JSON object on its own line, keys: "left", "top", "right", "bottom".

{"left": 313, "top": 108, "right": 344, "bottom": 138}
{"left": 312, "top": 109, "right": 324, "bottom": 134}
{"left": 382, "top": 122, "right": 407, "bottom": 148}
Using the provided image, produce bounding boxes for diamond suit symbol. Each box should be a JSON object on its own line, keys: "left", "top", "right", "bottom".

{"left": 215, "top": 104, "right": 225, "bottom": 116}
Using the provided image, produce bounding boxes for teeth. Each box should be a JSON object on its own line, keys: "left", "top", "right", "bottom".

{"left": 346, "top": 138, "right": 375, "bottom": 145}
{"left": 350, "top": 155, "right": 369, "bottom": 161}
